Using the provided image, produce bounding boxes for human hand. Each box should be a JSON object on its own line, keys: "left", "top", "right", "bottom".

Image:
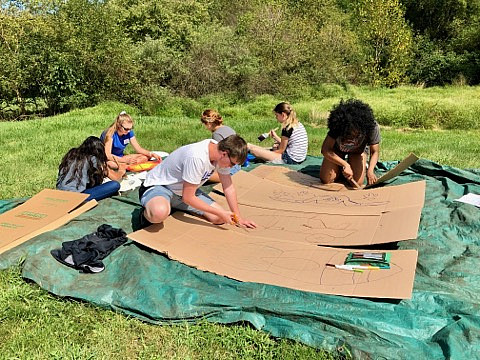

{"left": 367, "top": 170, "right": 378, "bottom": 185}
{"left": 342, "top": 164, "right": 354, "bottom": 180}
{"left": 231, "top": 213, "right": 257, "bottom": 229}
{"left": 151, "top": 153, "right": 162, "bottom": 162}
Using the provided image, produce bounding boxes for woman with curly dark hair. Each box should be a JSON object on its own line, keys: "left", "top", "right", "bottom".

{"left": 56, "top": 136, "right": 120, "bottom": 201}
{"left": 319, "top": 99, "right": 381, "bottom": 187}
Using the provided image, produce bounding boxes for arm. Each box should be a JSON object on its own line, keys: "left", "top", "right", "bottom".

{"left": 366, "top": 143, "right": 380, "bottom": 185}
{"left": 321, "top": 135, "right": 353, "bottom": 179}
{"left": 104, "top": 136, "right": 127, "bottom": 164}
{"left": 272, "top": 136, "right": 288, "bottom": 154}
{"left": 129, "top": 137, "right": 161, "bottom": 161}
{"left": 269, "top": 129, "right": 281, "bottom": 143}
{"left": 219, "top": 172, "right": 257, "bottom": 228}
{"left": 182, "top": 181, "right": 232, "bottom": 224}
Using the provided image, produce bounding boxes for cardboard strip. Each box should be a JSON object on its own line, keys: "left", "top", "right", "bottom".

{"left": 0, "top": 190, "right": 93, "bottom": 254}
{"left": 365, "top": 153, "right": 419, "bottom": 189}
{"left": 128, "top": 213, "right": 418, "bottom": 299}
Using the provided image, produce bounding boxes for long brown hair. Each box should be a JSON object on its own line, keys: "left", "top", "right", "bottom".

{"left": 58, "top": 136, "right": 108, "bottom": 188}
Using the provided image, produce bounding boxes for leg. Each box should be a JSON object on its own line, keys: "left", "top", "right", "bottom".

{"left": 140, "top": 185, "right": 173, "bottom": 224}
{"left": 82, "top": 180, "right": 120, "bottom": 201}
{"left": 319, "top": 157, "right": 342, "bottom": 184}
{"left": 247, "top": 143, "right": 282, "bottom": 162}
{"left": 171, "top": 189, "right": 226, "bottom": 225}
{"left": 347, "top": 152, "right": 367, "bottom": 185}
{"left": 107, "top": 161, "right": 126, "bottom": 181}
{"left": 123, "top": 154, "right": 149, "bottom": 164}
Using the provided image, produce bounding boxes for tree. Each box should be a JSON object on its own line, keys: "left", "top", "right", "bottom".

{"left": 353, "top": 0, "right": 414, "bottom": 87}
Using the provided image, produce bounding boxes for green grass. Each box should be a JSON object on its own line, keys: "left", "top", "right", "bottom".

{"left": 1, "top": 89, "right": 479, "bottom": 359}
{"left": 0, "top": 266, "right": 337, "bottom": 359}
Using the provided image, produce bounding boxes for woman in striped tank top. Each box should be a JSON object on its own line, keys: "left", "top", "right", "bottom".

{"left": 248, "top": 102, "right": 308, "bottom": 165}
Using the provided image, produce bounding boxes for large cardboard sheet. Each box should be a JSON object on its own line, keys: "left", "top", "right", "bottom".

{"left": 0, "top": 189, "right": 90, "bottom": 254}
{"left": 210, "top": 193, "right": 421, "bottom": 246}
{"left": 128, "top": 213, "right": 418, "bottom": 299}
{"left": 248, "top": 165, "right": 346, "bottom": 191}
{"left": 219, "top": 171, "right": 425, "bottom": 215}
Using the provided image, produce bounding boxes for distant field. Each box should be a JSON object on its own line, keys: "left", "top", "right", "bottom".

{"left": 1, "top": 91, "right": 479, "bottom": 199}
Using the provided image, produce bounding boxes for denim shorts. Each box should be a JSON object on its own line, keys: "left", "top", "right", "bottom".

{"left": 271, "top": 151, "right": 302, "bottom": 165}
{"left": 140, "top": 184, "right": 214, "bottom": 216}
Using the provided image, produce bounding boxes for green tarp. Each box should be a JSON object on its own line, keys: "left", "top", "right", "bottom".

{"left": 1, "top": 157, "right": 480, "bottom": 359}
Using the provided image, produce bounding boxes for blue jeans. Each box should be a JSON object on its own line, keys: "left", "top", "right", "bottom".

{"left": 82, "top": 181, "right": 120, "bottom": 201}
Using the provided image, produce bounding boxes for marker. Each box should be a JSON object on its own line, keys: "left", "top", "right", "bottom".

{"left": 326, "top": 264, "right": 380, "bottom": 271}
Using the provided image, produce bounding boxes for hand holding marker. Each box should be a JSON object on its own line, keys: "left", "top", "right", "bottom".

{"left": 257, "top": 127, "right": 279, "bottom": 142}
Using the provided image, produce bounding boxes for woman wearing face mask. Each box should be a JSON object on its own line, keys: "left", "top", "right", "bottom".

{"left": 319, "top": 99, "right": 381, "bottom": 186}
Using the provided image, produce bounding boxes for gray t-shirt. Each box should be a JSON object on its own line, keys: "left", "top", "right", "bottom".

{"left": 56, "top": 157, "right": 98, "bottom": 192}
{"left": 212, "top": 125, "right": 236, "bottom": 142}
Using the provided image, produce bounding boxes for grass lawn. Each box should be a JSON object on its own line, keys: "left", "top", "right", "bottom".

{"left": 0, "top": 96, "right": 479, "bottom": 359}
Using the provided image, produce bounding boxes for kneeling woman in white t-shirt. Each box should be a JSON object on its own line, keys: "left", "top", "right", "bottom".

{"left": 248, "top": 102, "right": 308, "bottom": 164}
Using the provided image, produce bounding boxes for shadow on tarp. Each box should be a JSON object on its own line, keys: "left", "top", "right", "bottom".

{"left": 1, "top": 156, "right": 480, "bottom": 359}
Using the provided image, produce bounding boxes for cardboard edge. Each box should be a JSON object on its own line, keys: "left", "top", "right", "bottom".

{"left": 365, "top": 153, "right": 419, "bottom": 189}
{"left": 0, "top": 199, "right": 98, "bottom": 255}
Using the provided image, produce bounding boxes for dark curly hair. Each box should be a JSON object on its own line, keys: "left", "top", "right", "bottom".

{"left": 327, "top": 99, "right": 376, "bottom": 138}
{"left": 58, "top": 136, "right": 108, "bottom": 188}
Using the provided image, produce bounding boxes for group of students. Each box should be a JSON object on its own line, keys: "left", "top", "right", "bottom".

{"left": 56, "top": 99, "right": 381, "bottom": 229}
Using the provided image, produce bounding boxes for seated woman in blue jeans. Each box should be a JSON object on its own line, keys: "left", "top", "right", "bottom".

{"left": 56, "top": 136, "right": 120, "bottom": 201}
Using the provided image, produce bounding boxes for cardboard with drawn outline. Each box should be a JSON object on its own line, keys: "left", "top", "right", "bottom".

{"left": 217, "top": 170, "right": 425, "bottom": 216}
{"left": 248, "top": 165, "right": 347, "bottom": 190}
{"left": 0, "top": 189, "right": 94, "bottom": 254}
{"left": 209, "top": 193, "right": 422, "bottom": 246}
{"left": 128, "top": 212, "right": 418, "bottom": 299}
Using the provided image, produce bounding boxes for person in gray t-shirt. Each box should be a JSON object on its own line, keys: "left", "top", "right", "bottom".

{"left": 319, "top": 99, "right": 381, "bottom": 187}
{"left": 56, "top": 136, "right": 120, "bottom": 201}
{"left": 200, "top": 109, "right": 241, "bottom": 182}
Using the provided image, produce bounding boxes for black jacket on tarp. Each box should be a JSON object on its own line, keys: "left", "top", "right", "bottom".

{"left": 51, "top": 224, "right": 127, "bottom": 273}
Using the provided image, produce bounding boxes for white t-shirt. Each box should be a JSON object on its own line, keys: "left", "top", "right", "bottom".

{"left": 143, "top": 139, "right": 230, "bottom": 195}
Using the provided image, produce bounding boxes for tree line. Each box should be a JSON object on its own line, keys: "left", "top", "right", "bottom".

{"left": 1, "top": 0, "right": 479, "bottom": 118}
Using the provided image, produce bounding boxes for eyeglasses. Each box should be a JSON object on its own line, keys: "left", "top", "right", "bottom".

{"left": 120, "top": 124, "right": 133, "bottom": 132}
{"left": 226, "top": 153, "right": 236, "bottom": 167}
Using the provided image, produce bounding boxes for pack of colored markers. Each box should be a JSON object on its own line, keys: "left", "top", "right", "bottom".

{"left": 344, "top": 252, "right": 391, "bottom": 269}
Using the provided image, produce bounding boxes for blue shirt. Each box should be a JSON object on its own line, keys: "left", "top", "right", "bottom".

{"left": 101, "top": 130, "right": 135, "bottom": 157}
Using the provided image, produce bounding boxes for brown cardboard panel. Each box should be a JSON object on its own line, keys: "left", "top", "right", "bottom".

{"left": 128, "top": 213, "right": 418, "bottom": 299}
{"left": 0, "top": 189, "right": 89, "bottom": 251}
{"left": 250, "top": 165, "right": 347, "bottom": 191}
{"left": 365, "top": 153, "right": 419, "bottom": 189}
{"left": 210, "top": 193, "right": 420, "bottom": 246}
{"left": 0, "top": 199, "right": 97, "bottom": 255}
{"left": 373, "top": 205, "right": 423, "bottom": 243}
{"left": 209, "top": 192, "right": 382, "bottom": 246}
{"left": 221, "top": 171, "right": 425, "bottom": 215}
